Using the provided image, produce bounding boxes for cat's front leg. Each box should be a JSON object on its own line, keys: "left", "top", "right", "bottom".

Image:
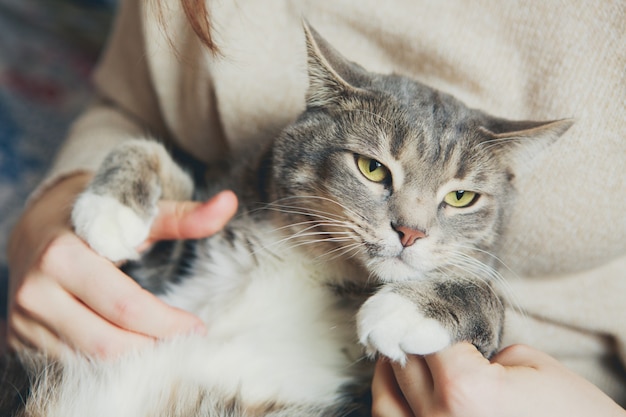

{"left": 71, "top": 139, "right": 193, "bottom": 262}
{"left": 357, "top": 277, "right": 504, "bottom": 364}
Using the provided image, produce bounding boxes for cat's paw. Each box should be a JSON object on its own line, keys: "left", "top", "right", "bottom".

{"left": 357, "top": 290, "right": 451, "bottom": 364}
{"left": 72, "top": 192, "right": 155, "bottom": 262}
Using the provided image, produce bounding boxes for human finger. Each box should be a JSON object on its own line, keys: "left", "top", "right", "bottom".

{"left": 371, "top": 358, "right": 415, "bottom": 417}
{"left": 45, "top": 234, "right": 205, "bottom": 340}
{"left": 390, "top": 355, "right": 433, "bottom": 416}
{"left": 423, "top": 342, "right": 489, "bottom": 382}
{"left": 10, "top": 302, "right": 151, "bottom": 360}
{"left": 148, "top": 190, "right": 238, "bottom": 243}
{"left": 9, "top": 266, "right": 154, "bottom": 358}
{"left": 491, "top": 344, "right": 558, "bottom": 369}
{"left": 42, "top": 283, "right": 154, "bottom": 357}
{"left": 7, "top": 310, "right": 67, "bottom": 358}
{"left": 421, "top": 343, "right": 505, "bottom": 416}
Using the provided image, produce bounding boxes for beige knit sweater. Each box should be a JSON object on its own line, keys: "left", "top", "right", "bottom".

{"left": 44, "top": 0, "right": 626, "bottom": 403}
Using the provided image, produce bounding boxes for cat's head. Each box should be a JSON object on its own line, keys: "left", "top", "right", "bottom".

{"left": 270, "top": 24, "right": 571, "bottom": 283}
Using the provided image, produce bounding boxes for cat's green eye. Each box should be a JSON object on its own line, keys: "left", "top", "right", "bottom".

{"left": 356, "top": 155, "right": 390, "bottom": 183}
{"left": 444, "top": 190, "right": 478, "bottom": 208}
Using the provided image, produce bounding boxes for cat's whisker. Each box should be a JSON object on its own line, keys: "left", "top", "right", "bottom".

{"left": 269, "top": 226, "right": 356, "bottom": 247}
{"left": 276, "top": 222, "right": 365, "bottom": 259}
{"left": 268, "top": 195, "right": 367, "bottom": 222}
{"left": 454, "top": 244, "right": 517, "bottom": 275}
{"left": 450, "top": 248, "right": 521, "bottom": 298}
{"left": 440, "top": 254, "right": 495, "bottom": 286}
{"left": 246, "top": 210, "right": 364, "bottom": 258}
{"left": 444, "top": 251, "right": 525, "bottom": 317}
{"left": 276, "top": 238, "right": 356, "bottom": 254}
{"left": 478, "top": 138, "right": 541, "bottom": 173}
{"left": 453, "top": 244, "right": 526, "bottom": 311}
{"left": 267, "top": 217, "right": 355, "bottom": 235}
{"left": 263, "top": 206, "right": 343, "bottom": 223}
{"left": 363, "top": 267, "right": 382, "bottom": 288}
{"left": 436, "top": 262, "right": 509, "bottom": 315}
{"left": 479, "top": 136, "right": 525, "bottom": 150}
{"left": 348, "top": 108, "right": 394, "bottom": 129}
{"left": 256, "top": 231, "right": 354, "bottom": 255}
{"left": 444, "top": 253, "right": 503, "bottom": 292}
{"left": 289, "top": 223, "right": 359, "bottom": 242}
{"left": 264, "top": 202, "right": 346, "bottom": 220}
{"left": 317, "top": 241, "right": 365, "bottom": 262}
{"left": 259, "top": 199, "right": 375, "bottom": 246}
{"left": 438, "top": 262, "right": 515, "bottom": 327}
{"left": 266, "top": 208, "right": 363, "bottom": 235}
{"left": 282, "top": 221, "right": 355, "bottom": 235}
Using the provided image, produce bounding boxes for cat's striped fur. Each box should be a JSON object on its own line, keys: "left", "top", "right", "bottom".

{"left": 1, "top": 24, "right": 571, "bottom": 417}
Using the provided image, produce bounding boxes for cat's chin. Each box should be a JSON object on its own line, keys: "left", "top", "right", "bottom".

{"left": 367, "top": 256, "right": 427, "bottom": 283}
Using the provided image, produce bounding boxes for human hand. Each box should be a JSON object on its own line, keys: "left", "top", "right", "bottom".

{"left": 371, "top": 342, "right": 626, "bottom": 417}
{"left": 6, "top": 173, "right": 238, "bottom": 358}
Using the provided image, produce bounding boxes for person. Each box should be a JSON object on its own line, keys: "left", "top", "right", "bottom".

{"left": 5, "top": 0, "right": 626, "bottom": 415}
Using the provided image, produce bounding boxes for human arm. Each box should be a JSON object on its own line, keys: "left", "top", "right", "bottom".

{"left": 3, "top": 0, "right": 235, "bottom": 358}
{"left": 6, "top": 172, "right": 237, "bottom": 358}
{"left": 371, "top": 342, "right": 626, "bottom": 417}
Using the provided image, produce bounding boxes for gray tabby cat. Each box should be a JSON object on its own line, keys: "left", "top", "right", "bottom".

{"left": 4, "top": 24, "right": 571, "bottom": 416}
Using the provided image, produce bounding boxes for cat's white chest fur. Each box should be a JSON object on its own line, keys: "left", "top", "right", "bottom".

{"left": 157, "top": 224, "right": 363, "bottom": 406}
{"left": 46, "top": 226, "right": 363, "bottom": 417}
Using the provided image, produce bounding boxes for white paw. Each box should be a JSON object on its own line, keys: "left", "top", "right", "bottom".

{"left": 357, "top": 290, "right": 451, "bottom": 364}
{"left": 72, "top": 192, "right": 155, "bottom": 262}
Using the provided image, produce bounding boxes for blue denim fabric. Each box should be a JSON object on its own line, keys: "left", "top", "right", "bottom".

{"left": 0, "top": 0, "right": 116, "bottom": 319}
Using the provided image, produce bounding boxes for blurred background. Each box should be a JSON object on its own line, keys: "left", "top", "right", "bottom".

{"left": 0, "top": 0, "right": 117, "bottom": 327}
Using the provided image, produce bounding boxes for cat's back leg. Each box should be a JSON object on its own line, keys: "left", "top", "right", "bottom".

{"left": 71, "top": 139, "right": 193, "bottom": 262}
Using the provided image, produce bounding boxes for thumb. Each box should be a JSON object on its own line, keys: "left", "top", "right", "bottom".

{"left": 490, "top": 344, "right": 559, "bottom": 368}
{"left": 424, "top": 342, "right": 490, "bottom": 382}
{"left": 148, "top": 190, "right": 238, "bottom": 242}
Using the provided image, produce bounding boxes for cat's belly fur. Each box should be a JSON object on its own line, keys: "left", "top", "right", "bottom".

{"left": 143, "top": 223, "right": 362, "bottom": 408}
{"left": 162, "top": 258, "right": 360, "bottom": 406}
{"left": 37, "top": 224, "right": 365, "bottom": 417}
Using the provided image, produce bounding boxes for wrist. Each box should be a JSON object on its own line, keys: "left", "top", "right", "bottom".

{"left": 8, "top": 172, "right": 93, "bottom": 262}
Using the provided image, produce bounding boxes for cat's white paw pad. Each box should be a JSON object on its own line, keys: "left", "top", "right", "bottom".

{"left": 72, "top": 192, "right": 154, "bottom": 262}
{"left": 357, "top": 291, "right": 451, "bottom": 364}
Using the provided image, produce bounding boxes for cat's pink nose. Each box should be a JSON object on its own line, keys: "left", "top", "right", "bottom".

{"left": 392, "top": 224, "right": 427, "bottom": 247}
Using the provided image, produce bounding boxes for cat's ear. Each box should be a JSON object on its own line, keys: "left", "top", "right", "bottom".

{"left": 302, "top": 21, "right": 369, "bottom": 108}
{"left": 480, "top": 118, "right": 573, "bottom": 141}
{"left": 479, "top": 117, "right": 573, "bottom": 153}
{"left": 479, "top": 117, "right": 574, "bottom": 176}
{"left": 481, "top": 118, "right": 574, "bottom": 177}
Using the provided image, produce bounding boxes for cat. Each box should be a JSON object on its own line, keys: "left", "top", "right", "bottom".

{"left": 2, "top": 24, "right": 571, "bottom": 417}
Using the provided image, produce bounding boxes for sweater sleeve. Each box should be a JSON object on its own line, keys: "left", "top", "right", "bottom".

{"left": 33, "top": 0, "right": 171, "bottom": 201}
